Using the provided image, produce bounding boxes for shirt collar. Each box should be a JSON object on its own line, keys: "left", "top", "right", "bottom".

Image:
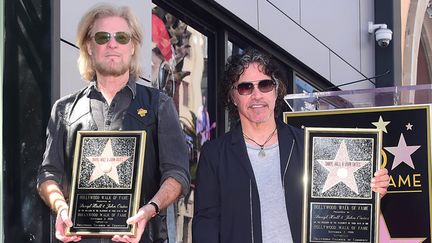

{"left": 127, "top": 78, "right": 137, "bottom": 99}
{"left": 87, "top": 77, "right": 137, "bottom": 99}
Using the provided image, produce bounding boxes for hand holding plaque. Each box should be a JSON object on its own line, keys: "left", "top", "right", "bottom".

{"left": 66, "top": 131, "right": 146, "bottom": 237}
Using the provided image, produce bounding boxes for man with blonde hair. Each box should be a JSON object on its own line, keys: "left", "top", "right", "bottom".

{"left": 37, "top": 3, "right": 189, "bottom": 243}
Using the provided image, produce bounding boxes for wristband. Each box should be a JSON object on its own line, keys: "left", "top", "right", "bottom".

{"left": 147, "top": 201, "right": 160, "bottom": 215}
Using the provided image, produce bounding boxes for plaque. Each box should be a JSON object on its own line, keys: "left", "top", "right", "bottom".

{"left": 302, "top": 127, "right": 381, "bottom": 243}
{"left": 66, "top": 131, "right": 146, "bottom": 236}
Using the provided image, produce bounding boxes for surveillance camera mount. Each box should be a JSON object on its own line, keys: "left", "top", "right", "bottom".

{"left": 368, "top": 22, "right": 387, "bottom": 34}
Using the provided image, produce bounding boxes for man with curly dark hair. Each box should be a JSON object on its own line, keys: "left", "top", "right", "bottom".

{"left": 192, "top": 48, "right": 389, "bottom": 243}
{"left": 220, "top": 48, "right": 287, "bottom": 122}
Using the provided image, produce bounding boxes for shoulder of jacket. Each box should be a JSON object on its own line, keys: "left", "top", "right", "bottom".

{"left": 51, "top": 87, "right": 89, "bottom": 119}
{"left": 277, "top": 121, "right": 305, "bottom": 151}
{"left": 135, "top": 83, "right": 165, "bottom": 104}
{"left": 278, "top": 120, "right": 303, "bottom": 135}
{"left": 201, "top": 130, "right": 233, "bottom": 152}
{"left": 53, "top": 94, "right": 73, "bottom": 107}
{"left": 136, "top": 82, "right": 160, "bottom": 94}
{"left": 54, "top": 86, "right": 88, "bottom": 104}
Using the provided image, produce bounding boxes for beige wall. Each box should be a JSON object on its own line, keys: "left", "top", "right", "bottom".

{"left": 400, "top": 0, "right": 432, "bottom": 85}
{"left": 401, "top": 0, "right": 410, "bottom": 64}
{"left": 216, "top": 0, "right": 376, "bottom": 90}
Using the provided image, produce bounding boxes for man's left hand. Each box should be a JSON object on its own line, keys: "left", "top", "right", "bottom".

{"left": 371, "top": 168, "right": 390, "bottom": 198}
{"left": 112, "top": 204, "right": 156, "bottom": 243}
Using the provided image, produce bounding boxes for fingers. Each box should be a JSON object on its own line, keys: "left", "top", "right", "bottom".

{"left": 55, "top": 230, "right": 81, "bottom": 242}
{"left": 112, "top": 209, "right": 147, "bottom": 243}
{"left": 126, "top": 209, "right": 145, "bottom": 224}
{"left": 60, "top": 208, "right": 73, "bottom": 227}
{"left": 374, "top": 168, "right": 388, "bottom": 177}
{"left": 111, "top": 235, "right": 122, "bottom": 242}
{"left": 72, "top": 237, "right": 82, "bottom": 242}
{"left": 126, "top": 204, "right": 155, "bottom": 224}
{"left": 134, "top": 217, "right": 146, "bottom": 240}
{"left": 112, "top": 235, "right": 131, "bottom": 242}
{"left": 371, "top": 168, "right": 389, "bottom": 184}
{"left": 371, "top": 168, "right": 390, "bottom": 198}
{"left": 55, "top": 208, "right": 81, "bottom": 242}
{"left": 373, "top": 187, "right": 388, "bottom": 198}
{"left": 112, "top": 235, "right": 139, "bottom": 243}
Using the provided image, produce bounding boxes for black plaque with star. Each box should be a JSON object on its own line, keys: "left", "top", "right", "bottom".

{"left": 284, "top": 105, "right": 432, "bottom": 241}
{"left": 66, "top": 131, "right": 146, "bottom": 236}
{"left": 302, "top": 127, "right": 381, "bottom": 243}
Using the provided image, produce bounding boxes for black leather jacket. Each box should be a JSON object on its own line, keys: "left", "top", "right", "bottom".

{"left": 38, "top": 83, "right": 190, "bottom": 242}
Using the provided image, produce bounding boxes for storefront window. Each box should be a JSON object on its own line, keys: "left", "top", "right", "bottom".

{"left": 151, "top": 5, "right": 214, "bottom": 241}
{"left": 227, "top": 39, "right": 245, "bottom": 58}
{"left": 151, "top": 5, "right": 213, "bottom": 182}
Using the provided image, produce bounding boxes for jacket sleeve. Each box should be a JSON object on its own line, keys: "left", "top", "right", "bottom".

{"left": 157, "top": 94, "right": 191, "bottom": 196}
{"left": 192, "top": 142, "right": 220, "bottom": 243}
{"left": 36, "top": 99, "right": 67, "bottom": 188}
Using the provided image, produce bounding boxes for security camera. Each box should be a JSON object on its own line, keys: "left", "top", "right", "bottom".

{"left": 368, "top": 21, "right": 393, "bottom": 47}
{"left": 375, "top": 28, "right": 393, "bottom": 47}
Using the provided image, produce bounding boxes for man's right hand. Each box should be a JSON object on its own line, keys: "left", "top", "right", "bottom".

{"left": 55, "top": 207, "right": 81, "bottom": 242}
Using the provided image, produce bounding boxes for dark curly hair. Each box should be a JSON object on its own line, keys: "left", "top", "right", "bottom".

{"left": 220, "top": 48, "right": 287, "bottom": 122}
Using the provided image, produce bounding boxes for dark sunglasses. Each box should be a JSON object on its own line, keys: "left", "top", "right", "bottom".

{"left": 233, "top": 79, "right": 276, "bottom": 95}
{"left": 93, "top": 32, "right": 131, "bottom": 45}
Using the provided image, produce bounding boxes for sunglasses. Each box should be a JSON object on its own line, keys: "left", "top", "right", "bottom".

{"left": 233, "top": 79, "right": 276, "bottom": 95}
{"left": 93, "top": 32, "right": 131, "bottom": 45}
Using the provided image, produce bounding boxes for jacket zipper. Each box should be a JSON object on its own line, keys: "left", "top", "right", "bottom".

{"left": 283, "top": 139, "right": 296, "bottom": 190}
{"left": 249, "top": 180, "right": 254, "bottom": 243}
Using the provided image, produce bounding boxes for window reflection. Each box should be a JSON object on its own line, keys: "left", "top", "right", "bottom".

{"left": 227, "top": 40, "right": 245, "bottom": 58}
{"left": 293, "top": 74, "right": 320, "bottom": 111}
{"left": 151, "top": 6, "right": 214, "bottom": 242}
{"left": 151, "top": 6, "right": 213, "bottom": 176}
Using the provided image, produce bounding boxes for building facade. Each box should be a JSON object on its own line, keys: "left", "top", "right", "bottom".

{"left": 1, "top": 0, "right": 431, "bottom": 242}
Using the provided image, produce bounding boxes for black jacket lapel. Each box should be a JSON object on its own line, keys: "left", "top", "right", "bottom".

{"left": 230, "top": 124, "right": 257, "bottom": 183}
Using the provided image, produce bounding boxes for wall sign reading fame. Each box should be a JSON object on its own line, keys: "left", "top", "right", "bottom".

{"left": 66, "top": 131, "right": 146, "bottom": 236}
{"left": 303, "top": 127, "right": 381, "bottom": 243}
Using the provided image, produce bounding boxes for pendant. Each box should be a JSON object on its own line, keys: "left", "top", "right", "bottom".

{"left": 258, "top": 148, "right": 266, "bottom": 157}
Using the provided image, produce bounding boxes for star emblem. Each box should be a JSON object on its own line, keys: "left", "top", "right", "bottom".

{"left": 406, "top": 123, "right": 413, "bottom": 130}
{"left": 318, "top": 141, "right": 369, "bottom": 194}
{"left": 137, "top": 108, "right": 147, "bottom": 117}
{"left": 86, "top": 139, "right": 130, "bottom": 184}
{"left": 384, "top": 133, "right": 420, "bottom": 170}
{"left": 372, "top": 116, "right": 391, "bottom": 133}
{"left": 379, "top": 214, "right": 426, "bottom": 242}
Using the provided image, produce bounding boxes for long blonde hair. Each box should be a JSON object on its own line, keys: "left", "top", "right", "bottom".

{"left": 76, "top": 3, "right": 143, "bottom": 81}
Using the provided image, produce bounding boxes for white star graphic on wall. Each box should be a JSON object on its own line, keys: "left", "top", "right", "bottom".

{"left": 384, "top": 133, "right": 420, "bottom": 170}
{"left": 406, "top": 123, "right": 413, "bottom": 130}
{"left": 318, "top": 141, "right": 369, "bottom": 194}
{"left": 372, "top": 116, "right": 391, "bottom": 133}
{"left": 86, "top": 139, "right": 130, "bottom": 184}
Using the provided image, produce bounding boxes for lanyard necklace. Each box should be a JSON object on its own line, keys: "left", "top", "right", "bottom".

{"left": 243, "top": 127, "right": 277, "bottom": 157}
